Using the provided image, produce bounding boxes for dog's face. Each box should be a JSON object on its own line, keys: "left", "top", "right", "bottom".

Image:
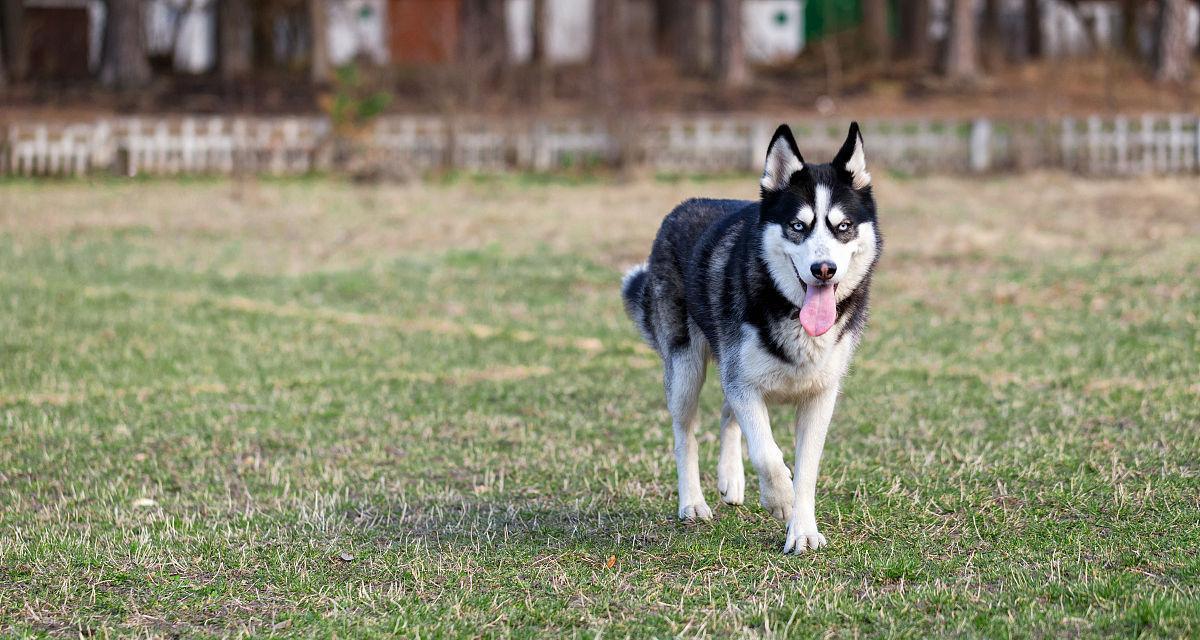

{"left": 757, "top": 123, "right": 880, "bottom": 336}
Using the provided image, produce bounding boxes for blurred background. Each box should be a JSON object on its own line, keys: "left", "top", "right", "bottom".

{"left": 0, "top": 0, "right": 1197, "bottom": 178}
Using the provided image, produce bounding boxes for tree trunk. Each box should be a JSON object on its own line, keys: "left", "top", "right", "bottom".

{"left": 219, "top": 0, "right": 254, "bottom": 80}
{"left": 657, "top": 0, "right": 701, "bottom": 73}
{"left": 863, "top": 0, "right": 891, "bottom": 64}
{"left": 1025, "top": 0, "right": 1042, "bottom": 59}
{"left": 531, "top": 0, "right": 547, "bottom": 63}
{"left": 593, "top": 0, "right": 621, "bottom": 108}
{"left": 459, "top": 0, "right": 508, "bottom": 105}
{"left": 981, "top": 0, "right": 1005, "bottom": 70}
{"left": 944, "top": 0, "right": 980, "bottom": 82}
{"left": 0, "top": 26, "right": 6, "bottom": 89}
{"left": 1119, "top": 0, "right": 1139, "bottom": 58}
{"left": 897, "top": 0, "right": 932, "bottom": 66}
{"left": 1155, "top": 0, "right": 1191, "bottom": 82}
{"left": 309, "top": 0, "right": 331, "bottom": 83}
{"left": 101, "top": 0, "right": 153, "bottom": 89}
{"left": 1, "top": 0, "right": 26, "bottom": 82}
{"left": 713, "top": 0, "right": 748, "bottom": 88}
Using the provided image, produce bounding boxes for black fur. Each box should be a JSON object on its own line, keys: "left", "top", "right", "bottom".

{"left": 624, "top": 123, "right": 881, "bottom": 369}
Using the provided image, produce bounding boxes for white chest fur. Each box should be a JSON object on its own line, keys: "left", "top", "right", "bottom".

{"left": 734, "top": 321, "right": 855, "bottom": 403}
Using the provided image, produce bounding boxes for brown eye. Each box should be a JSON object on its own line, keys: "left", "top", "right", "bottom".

{"left": 836, "top": 221, "right": 851, "bottom": 233}
{"left": 790, "top": 220, "right": 806, "bottom": 233}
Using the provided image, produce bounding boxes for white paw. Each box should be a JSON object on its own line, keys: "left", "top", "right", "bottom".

{"left": 759, "top": 470, "right": 794, "bottom": 520}
{"left": 783, "top": 521, "right": 827, "bottom": 554}
{"left": 678, "top": 501, "right": 714, "bottom": 522}
{"left": 717, "top": 467, "right": 745, "bottom": 505}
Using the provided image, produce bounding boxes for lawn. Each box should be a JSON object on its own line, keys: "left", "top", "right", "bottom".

{"left": 1, "top": 173, "right": 1198, "bottom": 638}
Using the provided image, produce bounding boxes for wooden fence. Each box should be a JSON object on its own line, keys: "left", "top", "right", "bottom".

{"left": 3, "top": 114, "right": 1198, "bottom": 178}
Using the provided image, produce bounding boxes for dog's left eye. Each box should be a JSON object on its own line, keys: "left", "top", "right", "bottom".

{"left": 836, "top": 221, "right": 852, "bottom": 233}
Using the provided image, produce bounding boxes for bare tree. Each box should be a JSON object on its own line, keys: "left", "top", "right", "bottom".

{"left": 713, "top": 0, "right": 748, "bottom": 87}
{"left": 1025, "top": 0, "right": 1042, "bottom": 59}
{"left": 219, "top": 0, "right": 254, "bottom": 80}
{"left": 531, "top": 0, "right": 549, "bottom": 102}
{"left": 101, "top": 0, "right": 153, "bottom": 89}
{"left": 1, "top": 0, "right": 25, "bottom": 82}
{"left": 531, "top": 0, "right": 547, "bottom": 63}
{"left": 459, "top": 0, "right": 508, "bottom": 105}
{"left": 593, "top": 0, "right": 621, "bottom": 108}
{"left": 1155, "top": 0, "right": 1191, "bottom": 82}
{"left": 863, "top": 0, "right": 891, "bottom": 65}
{"left": 944, "top": 0, "right": 980, "bottom": 82}
{"left": 1119, "top": 0, "right": 1139, "bottom": 57}
{"left": 981, "top": 0, "right": 1005, "bottom": 70}
{"left": 309, "top": 0, "right": 331, "bottom": 83}
{"left": 896, "top": 0, "right": 932, "bottom": 66}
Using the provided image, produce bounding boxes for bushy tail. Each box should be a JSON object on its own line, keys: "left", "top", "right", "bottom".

{"left": 621, "top": 263, "right": 651, "bottom": 343}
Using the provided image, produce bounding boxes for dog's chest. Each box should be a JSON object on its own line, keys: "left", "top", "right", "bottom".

{"left": 734, "top": 321, "right": 852, "bottom": 402}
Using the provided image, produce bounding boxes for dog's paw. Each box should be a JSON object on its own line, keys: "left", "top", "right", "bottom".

{"left": 717, "top": 468, "right": 745, "bottom": 505}
{"left": 759, "top": 471, "right": 794, "bottom": 521}
{"left": 678, "top": 501, "right": 714, "bottom": 522}
{"left": 782, "top": 521, "right": 827, "bottom": 554}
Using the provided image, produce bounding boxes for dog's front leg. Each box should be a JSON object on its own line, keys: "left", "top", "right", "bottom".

{"left": 783, "top": 385, "right": 839, "bottom": 553}
{"left": 725, "top": 389, "right": 793, "bottom": 520}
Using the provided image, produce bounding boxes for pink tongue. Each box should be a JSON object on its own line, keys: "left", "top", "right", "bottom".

{"left": 799, "top": 284, "right": 837, "bottom": 337}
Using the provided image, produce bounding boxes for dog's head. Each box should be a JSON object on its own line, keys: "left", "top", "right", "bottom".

{"left": 757, "top": 123, "right": 881, "bottom": 337}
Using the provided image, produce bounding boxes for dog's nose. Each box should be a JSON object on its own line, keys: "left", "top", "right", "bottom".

{"left": 810, "top": 261, "right": 837, "bottom": 281}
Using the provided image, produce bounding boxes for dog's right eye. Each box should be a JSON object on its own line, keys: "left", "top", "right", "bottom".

{"left": 789, "top": 220, "right": 806, "bottom": 233}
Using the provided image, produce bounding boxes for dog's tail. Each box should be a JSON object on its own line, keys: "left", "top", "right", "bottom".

{"left": 621, "top": 263, "right": 654, "bottom": 347}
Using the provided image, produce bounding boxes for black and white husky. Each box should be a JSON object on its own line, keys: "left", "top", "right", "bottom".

{"left": 621, "top": 123, "right": 881, "bottom": 553}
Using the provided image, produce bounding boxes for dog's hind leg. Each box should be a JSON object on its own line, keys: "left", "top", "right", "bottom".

{"left": 716, "top": 399, "right": 745, "bottom": 505}
{"left": 664, "top": 340, "right": 711, "bottom": 521}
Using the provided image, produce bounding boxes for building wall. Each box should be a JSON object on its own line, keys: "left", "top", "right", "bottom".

{"left": 388, "top": 0, "right": 460, "bottom": 64}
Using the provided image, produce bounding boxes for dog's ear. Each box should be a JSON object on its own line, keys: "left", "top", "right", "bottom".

{"left": 760, "top": 124, "right": 805, "bottom": 194}
{"left": 832, "top": 122, "right": 871, "bottom": 190}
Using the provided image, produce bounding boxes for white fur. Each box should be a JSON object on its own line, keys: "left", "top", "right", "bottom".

{"left": 724, "top": 316, "right": 854, "bottom": 526}
{"left": 760, "top": 219, "right": 877, "bottom": 308}
{"left": 716, "top": 400, "right": 745, "bottom": 505}
{"left": 666, "top": 336, "right": 712, "bottom": 521}
{"left": 722, "top": 384, "right": 793, "bottom": 520}
{"left": 845, "top": 136, "right": 871, "bottom": 189}
{"left": 761, "top": 138, "right": 804, "bottom": 191}
{"left": 797, "top": 204, "right": 815, "bottom": 226}
{"left": 814, "top": 184, "right": 832, "bottom": 220}
{"left": 621, "top": 262, "right": 648, "bottom": 289}
{"left": 783, "top": 384, "right": 840, "bottom": 554}
{"left": 827, "top": 205, "right": 846, "bottom": 226}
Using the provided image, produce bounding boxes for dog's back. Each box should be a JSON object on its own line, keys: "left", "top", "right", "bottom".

{"left": 621, "top": 198, "right": 750, "bottom": 357}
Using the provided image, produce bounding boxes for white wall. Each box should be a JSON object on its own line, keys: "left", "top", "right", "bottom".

{"left": 744, "top": 0, "right": 805, "bottom": 63}
{"left": 329, "top": 0, "right": 389, "bottom": 65}
{"left": 507, "top": 0, "right": 596, "bottom": 64}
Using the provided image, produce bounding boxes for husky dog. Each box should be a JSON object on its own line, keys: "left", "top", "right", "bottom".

{"left": 621, "top": 123, "right": 881, "bottom": 553}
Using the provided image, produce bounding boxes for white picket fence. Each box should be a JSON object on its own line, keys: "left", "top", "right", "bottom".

{"left": 3, "top": 114, "right": 1198, "bottom": 177}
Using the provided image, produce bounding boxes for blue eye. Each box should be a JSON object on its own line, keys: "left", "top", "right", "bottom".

{"left": 836, "top": 221, "right": 851, "bottom": 232}
{"left": 790, "top": 220, "right": 806, "bottom": 233}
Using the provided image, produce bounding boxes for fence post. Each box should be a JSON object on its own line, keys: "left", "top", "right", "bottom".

{"left": 1195, "top": 116, "right": 1200, "bottom": 173}
{"left": 1115, "top": 116, "right": 1128, "bottom": 174}
{"left": 1061, "top": 117, "right": 1075, "bottom": 172}
{"left": 969, "top": 118, "right": 992, "bottom": 173}
{"left": 750, "top": 120, "right": 771, "bottom": 172}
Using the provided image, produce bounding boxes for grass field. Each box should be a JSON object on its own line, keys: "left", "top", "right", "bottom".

{"left": 1, "top": 173, "right": 1198, "bottom": 638}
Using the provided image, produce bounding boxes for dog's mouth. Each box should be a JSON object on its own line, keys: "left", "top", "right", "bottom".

{"left": 789, "top": 258, "right": 837, "bottom": 337}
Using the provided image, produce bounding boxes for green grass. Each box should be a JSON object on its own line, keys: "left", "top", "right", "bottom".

{"left": 1, "top": 175, "right": 1198, "bottom": 637}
